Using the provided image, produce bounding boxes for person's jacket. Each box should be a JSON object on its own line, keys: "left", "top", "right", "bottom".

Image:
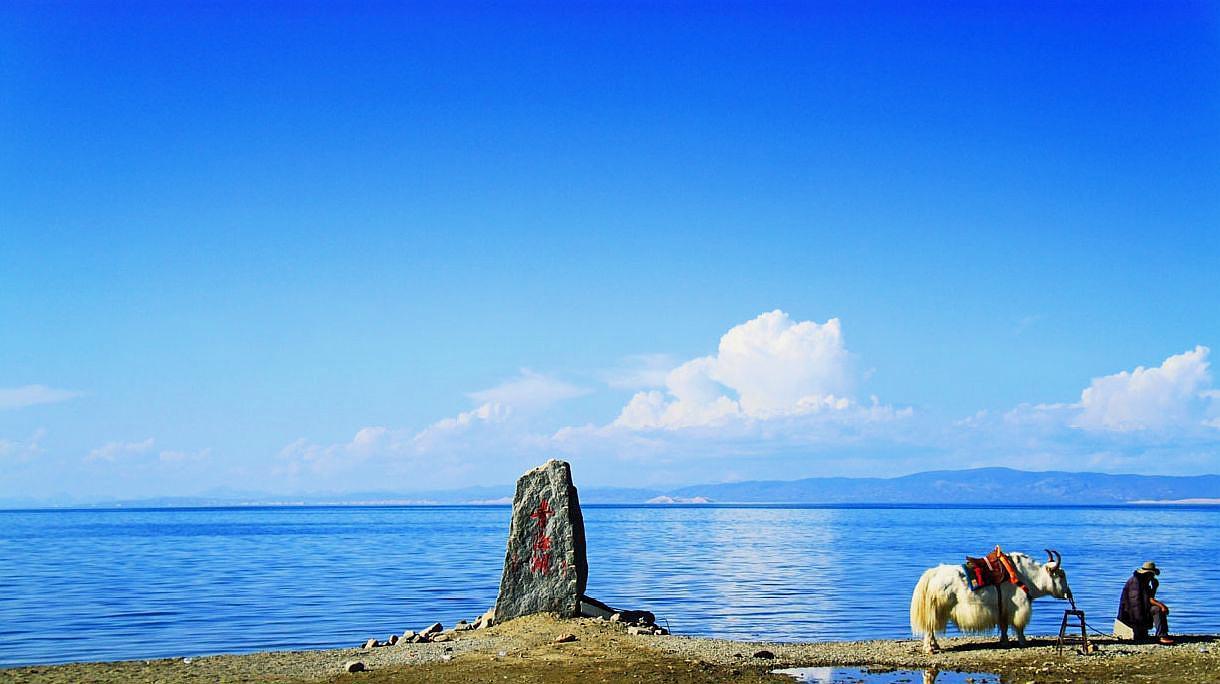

{"left": 1117, "top": 573, "right": 1157, "bottom": 630}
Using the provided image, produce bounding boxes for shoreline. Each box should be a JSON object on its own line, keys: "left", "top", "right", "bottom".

{"left": 3, "top": 614, "right": 1216, "bottom": 683}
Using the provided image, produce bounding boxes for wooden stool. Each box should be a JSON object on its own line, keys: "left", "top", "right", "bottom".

{"left": 1057, "top": 609, "right": 1090, "bottom": 654}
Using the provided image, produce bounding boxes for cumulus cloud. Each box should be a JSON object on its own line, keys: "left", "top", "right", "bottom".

{"left": 613, "top": 310, "right": 867, "bottom": 429}
{"left": 0, "top": 385, "right": 82, "bottom": 410}
{"left": 998, "top": 346, "right": 1220, "bottom": 437}
{"left": 1073, "top": 346, "right": 1216, "bottom": 432}
{"left": 85, "top": 437, "right": 156, "bottom": 463}
{"left": 274, "top": 318, "right": 1218, "bottom": 487}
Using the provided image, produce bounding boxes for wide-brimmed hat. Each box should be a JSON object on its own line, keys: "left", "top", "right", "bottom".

{"left": 1136, "top": 561, "right": 1161, "bottom": 575}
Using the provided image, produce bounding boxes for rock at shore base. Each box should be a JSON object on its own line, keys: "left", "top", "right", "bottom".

{"left": 493, "top": 460, "right": 589, "bottom": 623}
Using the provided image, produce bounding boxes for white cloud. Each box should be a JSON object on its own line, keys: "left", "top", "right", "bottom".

{"left": 468, "top": 369, "right": 589, "bottom": 413}
{"left": 0, "top": 385, "right": 82, "bottom": 410}
{"left": 276, "top": 321, "right": 1219, "bottom": 488}
{"left": 601, "top": 354, "right": 679, "bottom": 390}
{"left": 411, "top": 402, "right": 511, "bottom": 450}
{"left": 158, "top": 448, "right": 212, "bottom": 464}
{"left": 613, "top": 310, "right": 865, "bottom": 429}
{"left": 0, "top": 428, "right": 47, "bottom": 462}
{"left": 409, "top": 370, "right": 586, "bottom": 451}
{"left": 277, "top": 428, "right": 402, "bottom": 476}
{"left": 1072, "top": 346, "right": 1217, "bottom": 432}
{"left": 85, "top": 438, "right": 156, "bottom": 463}
{"left": 274, "top": 371, "right": 589, "bottom": 486}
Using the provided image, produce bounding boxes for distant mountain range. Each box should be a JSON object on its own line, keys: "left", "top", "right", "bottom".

{"left": 665, "top": 468, "right": 1220, "bottom": 505}
{"left": 3, "top": 467, "right": 1218, "bottom": 509}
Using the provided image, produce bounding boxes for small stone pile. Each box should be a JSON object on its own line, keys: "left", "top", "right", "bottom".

{"left": 359, "top": 608, "right": 496, "bottom": 649}
{"left": 614, "top": 611, "right": 668, "bottom": 636}
{"left": 578, "top": 596, "right": 667, "bottom": 636}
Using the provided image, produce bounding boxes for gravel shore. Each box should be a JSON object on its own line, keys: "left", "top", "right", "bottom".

{"left": 2, "top": 614, "right": 1216, "bottom": 683}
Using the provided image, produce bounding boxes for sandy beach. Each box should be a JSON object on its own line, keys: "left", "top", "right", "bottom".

{"left": 3, "top": 614, "right": 1216, "bottom": 684}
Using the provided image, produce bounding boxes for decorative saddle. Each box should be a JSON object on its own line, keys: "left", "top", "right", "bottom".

{"left": 964, "top": 545, "right": 1029, "bottom": 594}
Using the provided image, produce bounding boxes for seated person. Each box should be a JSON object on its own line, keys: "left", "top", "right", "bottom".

{"left": 1117, "top": 561, "right": 1174, "bottom": 645}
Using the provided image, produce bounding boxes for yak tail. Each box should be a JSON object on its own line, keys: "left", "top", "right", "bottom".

{"left": 910, "top": 569, "right": 944, "bottom": 636}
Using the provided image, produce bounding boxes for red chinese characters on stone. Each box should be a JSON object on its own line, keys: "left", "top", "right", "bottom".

{"left": 527, "top": 499, "right": 554, "bottom": 575}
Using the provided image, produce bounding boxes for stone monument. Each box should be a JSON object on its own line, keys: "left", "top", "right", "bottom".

{"left": 493, "top": 459, "right": 589, "bottom": 622}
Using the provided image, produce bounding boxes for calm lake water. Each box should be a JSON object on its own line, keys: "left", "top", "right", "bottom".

{"left": 1, "top": 504, "right": 1217, "bottom": 666}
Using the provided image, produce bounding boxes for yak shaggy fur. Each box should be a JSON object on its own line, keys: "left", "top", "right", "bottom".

{"left": 910, "top": 551, "right": 1072, "bottom": 648}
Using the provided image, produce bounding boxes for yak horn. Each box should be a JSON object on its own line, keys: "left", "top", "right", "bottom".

{"left": 1045, "top": 548, "right": 1055, "bottom": 563}
{"left": 1050, "top": 549, "right": 1062, "bottom": 564}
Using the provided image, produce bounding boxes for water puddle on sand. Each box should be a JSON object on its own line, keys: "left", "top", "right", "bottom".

{"left": 771, "top": 667, "right": 999, "bottom": 684}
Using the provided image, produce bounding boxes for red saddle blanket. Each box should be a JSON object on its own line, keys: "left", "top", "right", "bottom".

{"left": 964, "top": 545, "right": 1028, "bottom": 593}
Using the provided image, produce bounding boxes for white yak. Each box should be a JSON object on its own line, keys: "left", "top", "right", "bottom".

{"left": 910, "top": 549, "right": 1073, "bottom": 653}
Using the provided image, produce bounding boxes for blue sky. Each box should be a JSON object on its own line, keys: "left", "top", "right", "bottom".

{"left": 2, "top": 2, "right": 1218, "bottom": 502}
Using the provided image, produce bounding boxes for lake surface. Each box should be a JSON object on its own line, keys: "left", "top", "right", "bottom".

{"left": 1, "top": 504, "right": 1217, "bottom": 666}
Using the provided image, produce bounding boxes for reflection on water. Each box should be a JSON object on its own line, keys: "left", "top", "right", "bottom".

{"left": 773, "top": 667, "right": 999, "bottom": 684}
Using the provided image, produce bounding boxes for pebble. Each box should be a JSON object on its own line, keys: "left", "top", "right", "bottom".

{"left": 344, "top": 660, "right": 365, "bottom": 673}
{"left": 433, "top": 633, "right": 452, "bottom": 643}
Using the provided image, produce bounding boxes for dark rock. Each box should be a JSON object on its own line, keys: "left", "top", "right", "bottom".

{"left": 423, "top": 622, "right": 443, "bottom": 635}
{"left": 493, "top": 459, "right": 588, "bottom": 622}
{"left": 579, "top": 595, "right": 616, "bottom": 619}
{"left": 752, "top": 650, "right": 775, "bottom": 659}
{"left": 402, "top": 630, "right": 417, "bottom": 641}
{"left": 344, "top": 660, "right": 366, "bottom": 672}
{"left": 617, "top": 610, "right": 656, "bottom": 625}
{"left": 387, "top": 634, "right": 399, "bottom": 645}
